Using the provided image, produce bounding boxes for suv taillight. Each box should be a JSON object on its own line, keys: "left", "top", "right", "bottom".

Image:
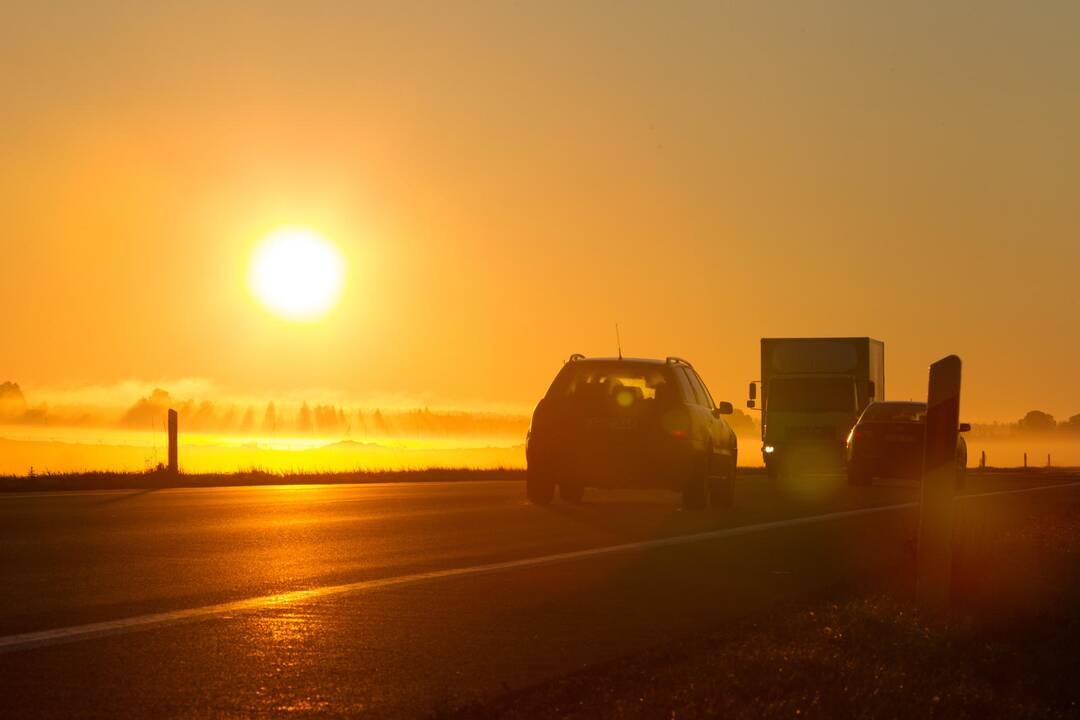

{"left": 661, "top": 408, "right": 691, "bottom": 438}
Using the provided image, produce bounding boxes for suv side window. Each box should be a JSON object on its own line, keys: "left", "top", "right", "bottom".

{"left": 679, "top": 367, "right": 707, "bottom": 407}
{"left": 690, "top": 370, "right": 716, "bottom": 409}
{"left": 672, "top": 368, "right": 698, "bottom": 404}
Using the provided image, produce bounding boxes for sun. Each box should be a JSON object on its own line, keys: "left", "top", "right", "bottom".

{"left": 248, "top": 227, "right": 345, "bottom": 321}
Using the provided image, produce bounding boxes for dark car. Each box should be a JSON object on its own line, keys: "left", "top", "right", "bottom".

{"left": 526, "top": 355, "right": 737, "bottom": 509}
{"left": 845, "top": 401, "right": 969, "bottom": 487}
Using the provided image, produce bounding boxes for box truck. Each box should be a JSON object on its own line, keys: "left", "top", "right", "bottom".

{"left": 748, "top": 337, "right": 884, "bottom": 476}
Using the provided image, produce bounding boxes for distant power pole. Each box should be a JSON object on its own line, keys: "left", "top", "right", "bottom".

{"left": 168, "top": 409, "right": 178, "bottom": 474}
{"left": 917, "top": 355, "right": 961, "bottom": 615}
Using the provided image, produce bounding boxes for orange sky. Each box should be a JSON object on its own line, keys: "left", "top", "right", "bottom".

{"left": 2, "top": 1, "right": 1078, "bottom": 424}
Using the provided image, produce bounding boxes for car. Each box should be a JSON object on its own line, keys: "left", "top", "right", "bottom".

{"left": 525, "top": 354, "right": 737, "bottom": 509}
{"left": 845, "top": 401, "right": 969, "bottom": 487}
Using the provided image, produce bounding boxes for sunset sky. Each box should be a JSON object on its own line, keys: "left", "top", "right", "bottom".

{"left": 3, "top": 1, "right": 1079, "bottom": 425}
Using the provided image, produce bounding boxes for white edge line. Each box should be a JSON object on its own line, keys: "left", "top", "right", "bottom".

{"left": 0, "top": 502, "right": 916, "bottom": 654}
{"left": 958, "top": 481, "right": 1080, "bottom": 499}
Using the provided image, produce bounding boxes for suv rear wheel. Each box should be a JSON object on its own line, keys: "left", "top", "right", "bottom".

{"left": 709, "top": 454, "right": 736, "bottom": 508}
{"left": 682, "top": 458, "right": 709, "bottom": 510}
{"left": 526, "top": 468, "right": 555, "bottom": 505}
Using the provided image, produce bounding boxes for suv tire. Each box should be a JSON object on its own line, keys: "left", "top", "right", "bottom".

{"left": 709, "top": 454, "right": 736, "bottom": 508}
{"left": 682, "top": 458, "right": 709, "bottom": 510}
{"left": 526, "top": 469, "right": 555, "bottom": 505}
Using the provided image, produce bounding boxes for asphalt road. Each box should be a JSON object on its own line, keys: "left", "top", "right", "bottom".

{"left": 2, "top": 471, "right": 1077, "bottom": 718}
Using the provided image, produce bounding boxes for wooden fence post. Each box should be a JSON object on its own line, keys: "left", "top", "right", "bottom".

{"left": 917, "top": 355, "right": 961, "bottom": 615}
{"left": 168, "top": 409, "right": 178, "bottom": 474}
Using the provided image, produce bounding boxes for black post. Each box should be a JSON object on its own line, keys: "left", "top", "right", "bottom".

{"left": 917, "top": 355, "right": 961, "bottom": 614}
{"left": 167, "top": 409, "right": 178, "bottom": 474}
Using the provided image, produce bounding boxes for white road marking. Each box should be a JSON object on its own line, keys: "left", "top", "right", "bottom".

{"left": 958, "top": 481, "right": 1080, "bottom": 500}
{"left": 0, "top": 501, "right": 916, "bottom": 654}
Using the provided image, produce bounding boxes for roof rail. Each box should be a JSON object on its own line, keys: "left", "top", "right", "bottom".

{"left": 567, "top": 353, "right": 586, "bottom": 363}
{"left": 665, "top": 356, "right": 692, "bottom": 367}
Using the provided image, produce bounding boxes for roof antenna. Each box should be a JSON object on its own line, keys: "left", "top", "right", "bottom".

{"left": 616, "top": 323, "right": 623, "bottom": 360}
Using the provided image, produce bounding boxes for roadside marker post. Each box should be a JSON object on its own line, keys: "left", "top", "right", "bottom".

{"left": 917, "top": 355, "right": 961, "bottom": 615}
{"left": 167, "top": 409, "right": 178, "bottom": 475}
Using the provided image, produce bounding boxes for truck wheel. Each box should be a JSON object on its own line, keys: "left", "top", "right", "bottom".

{"left": 559, "top": 481, "right": 585, "bottom": 504}
{"left": 526, "top": 469, "right": 555, "bottom": 505}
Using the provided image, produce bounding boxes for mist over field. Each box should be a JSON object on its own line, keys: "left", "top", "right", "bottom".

{"left": 4, "top": 379, "right": 1078, "bottom": 475}
{"left": 0, "top": 379, "right": 534, "bottom": 474}
{"left": 0, "top": 378, "right": 765, "bottom": 474}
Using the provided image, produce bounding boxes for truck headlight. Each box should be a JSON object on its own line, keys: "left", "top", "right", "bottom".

{"left": 764, "top": 445, "right": 775, "bottom": 454}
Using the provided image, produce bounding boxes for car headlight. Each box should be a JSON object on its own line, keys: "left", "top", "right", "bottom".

{"left": 764, "top": 445, "right": 775, "bottom": 454}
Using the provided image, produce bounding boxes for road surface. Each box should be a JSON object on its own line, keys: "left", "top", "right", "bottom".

{"left": 1, "top": 472, "right": 1077, "bottom": 718}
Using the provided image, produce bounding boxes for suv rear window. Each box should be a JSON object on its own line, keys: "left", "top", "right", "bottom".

{"left": 547, "top": 363, "right": 677, "bottom": 407}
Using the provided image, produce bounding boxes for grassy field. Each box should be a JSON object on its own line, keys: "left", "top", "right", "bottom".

{"left": 0, "top": 466, "right": 780, "bottom": 492}
{"left": 437, "top": 500, "right": 1080, "bottom": 720}
{"left": 0, "top": 467, "right": 527, "bottom": 492}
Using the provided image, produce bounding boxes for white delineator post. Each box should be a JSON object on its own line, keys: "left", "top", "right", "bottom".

{"left": 916, "top": 355, "right": 961, "bottom": 614}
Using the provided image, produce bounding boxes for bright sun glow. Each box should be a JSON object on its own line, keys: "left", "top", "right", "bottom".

{"left": 249, "top": 228, "right": 345, "bottom": 321}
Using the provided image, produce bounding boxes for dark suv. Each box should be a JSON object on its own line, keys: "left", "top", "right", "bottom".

{"left": 526, "top": 355, "right": 737, "bottom": 508}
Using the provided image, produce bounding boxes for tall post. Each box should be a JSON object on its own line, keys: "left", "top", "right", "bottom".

{"left": 917, "top": 355, "right": 961, "bottom": 615}
{"left": 1024, "top": 452, "right": 1027, "bottom": 469}
{"left": 167, "top": 409, "right": 178, "bottom": 475}
{"left": 979, "top": 450, "right": 985, "bottom": 469}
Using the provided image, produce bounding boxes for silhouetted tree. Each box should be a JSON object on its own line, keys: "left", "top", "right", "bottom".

{"left": 239, "top": 406, "right": 256, "bottom": 432}
{"left": 0, "top": 381, "right": 27, "bottom": 420}
{"left": 725, "top": 408, "right": 758, "bottom": 435}
{"left": 297, "top": 402, "right": 314, "bottom": 433}
{"left": 372, "top": 409, "right": 389, "bottom": 435}
{"left": 1062, "top": 413, "right": 1080, "bottom": 434}
{"left": 1018, "top": 410, "right": 1056, "bottom": 433}
{"left": 262, "top": 402, "right": 277, "bottom": 434}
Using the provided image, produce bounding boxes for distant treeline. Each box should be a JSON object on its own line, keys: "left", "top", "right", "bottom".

{"left": 1, "top": 380, "right": 760, "bottom": 440}
{"left": 123, "top": 389, "right": 533, "bottom": 439}
{"left": 1, "top": 382, "right": 528, "bottom": 439}
{"left": 971, "top": 410, "right": 1080, "bottom": 438}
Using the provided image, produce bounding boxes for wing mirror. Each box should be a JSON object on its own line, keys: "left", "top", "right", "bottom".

{"left": 714, "top": 401, "right": 734, "bottom": 417}
{"left": 959, "top": 422, "right": 971, "bottom": 432}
